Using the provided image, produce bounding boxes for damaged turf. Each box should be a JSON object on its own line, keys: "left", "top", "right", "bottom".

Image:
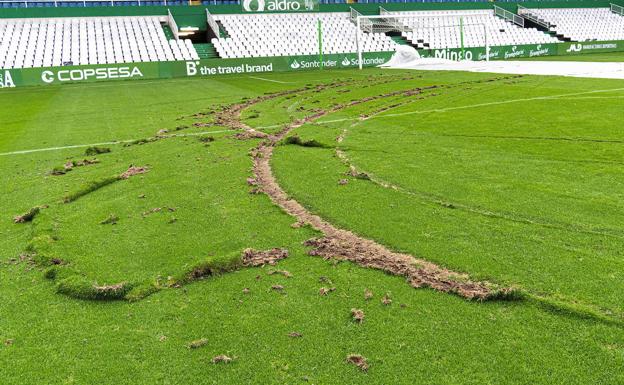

{"left": 221, "top": 91, "right": 503, "bottom": 301}
{"left": 351, "top": 308, "right": 365, "bottom": 323}
{"left": 346, "top": 354, "right": 369, "bottom": 372}
{"left": 242, "top": 248, "right": 289, "bottom": 267}
{"left": 119, "top": 165, "right": 149, "bottom": 179}
{"left": 13, "top": 205, "right": 46, "bottom": 223}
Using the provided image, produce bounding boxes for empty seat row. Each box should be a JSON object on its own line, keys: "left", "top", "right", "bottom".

{"left": 0, "top": 16, "right": 199, "bottom": 69}
{"left": 213, "top": 13, "right": 396, "bottom": 59}
{"left": 527, "top": 7, "right": 624, "bottom": 41}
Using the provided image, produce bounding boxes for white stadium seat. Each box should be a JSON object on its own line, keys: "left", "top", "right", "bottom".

{"left": 0, "top": 16, "right": 199, "bottom": 69}
{"left": 212, "top": 12, "right": 397, "bottom": 59}
{"left": 386, "top": 10, "right": 560, "bottom": 50}
{"left": 527, "top": 7, "right": 624, "bottom": 42}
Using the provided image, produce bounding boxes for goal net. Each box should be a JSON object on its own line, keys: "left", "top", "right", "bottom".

{"left": 353, "top": 10, "right": 490, "bottom": 69}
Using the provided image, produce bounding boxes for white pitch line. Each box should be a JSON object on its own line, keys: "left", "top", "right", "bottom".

{"left": 248, "top": 76, "right": 293, "bottom": 84}
{"left": 316, "top": 86, "right": 624, "bottom": 125}
{"left": 0, "top": 130, "right": 231, "bottom": 157}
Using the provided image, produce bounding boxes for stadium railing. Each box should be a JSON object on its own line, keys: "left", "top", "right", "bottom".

{"left": 0, "top": 0, "right": 515, "bottom": 9}
{"left": 493, "top": 4, "right": 524, "bottom": 27}
{"left": 611, "top": 3, "right": 624, "bottom": 16}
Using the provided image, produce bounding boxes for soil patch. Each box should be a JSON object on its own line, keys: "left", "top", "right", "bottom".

{"left": 242, "top": 248, "right": 289, "bottom": 267}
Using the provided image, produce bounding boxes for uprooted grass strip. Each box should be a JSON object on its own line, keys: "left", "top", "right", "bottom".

{"left": 62, "top": 166, "right": 148, "bottom": 203}
{"left": 39, "top": 247, "right": 288, "bottom": 301}
{"left": 226, "top": 85, "right": 512, "bottom": 301}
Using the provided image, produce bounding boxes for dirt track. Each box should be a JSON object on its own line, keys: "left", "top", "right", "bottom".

{"left": 217, "top": 84, "right": 502, "bottom": 300}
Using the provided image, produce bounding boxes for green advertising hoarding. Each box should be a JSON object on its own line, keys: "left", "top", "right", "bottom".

{"left": 418, "top": 43, "right": 559, "bottom": 61}
{"left": 241, "top": 0, "right": 319, "bottom": 13}
{"left": 2, "top": 39, "right": 624, "bottom": 90}
{"left": 557, "top": 40, "right": 624, "bottom": 55}
{"left": 0, "top": 52, "right": 392, "bottom": 89}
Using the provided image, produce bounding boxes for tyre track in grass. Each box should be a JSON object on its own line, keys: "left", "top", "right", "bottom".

{"left": 219, "top": 83, "right": 513, "bottom": 301}
{"left": 333, "top": 101, "right": 624, "bottom": 240}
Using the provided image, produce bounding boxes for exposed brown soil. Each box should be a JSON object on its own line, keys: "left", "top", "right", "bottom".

{"left": 242, "top": 248, "right": 289, "bottom": 267}
{"left": 119, "top": 166, "right": 149, "bottom": 180}
{"left": 216, "top": 79, "right": 511, "bottom": 301}
{"left": 351, "top": 308, "right": 365, "bottom": 323}
{"left": 287, "top": 332, "right": 303, "bottom": 338}
{"left": 346, "top": 354, "right": 369, "bottom": 372}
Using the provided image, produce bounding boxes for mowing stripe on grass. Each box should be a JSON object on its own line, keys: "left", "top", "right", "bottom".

{"left": 312, "top": 86, "right": 624, "bottom": 125}
{"left": 0, "top": 130, "right": 231, "bottom": 157}
{"left": 247, "top": 76, "right": 293, "bottom": 84}
{"left": 252, "top": 86, "right": 624, "bottom": 130}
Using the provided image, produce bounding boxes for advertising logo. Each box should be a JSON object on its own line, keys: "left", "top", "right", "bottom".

{"left": 242, "top": 0, "right": 265, "bottom": 12}
{"left": 0, "top": 70, "right": 16, "bottom": 88}
{"left": 566, "top": 43, "right": 583, "bottom": 53}
{"left": 242, "top": 0, "right": 318, "bottom": 12}
{"left": 290, "top": 59, "right": 301, "bottom": 69}
{"left": 41, "top": 66, "right": 143, "bottom": 84}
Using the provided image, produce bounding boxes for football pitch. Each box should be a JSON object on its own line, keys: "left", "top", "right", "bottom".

{"left": 1, "top": 68, "right": 624, "bottom": 384}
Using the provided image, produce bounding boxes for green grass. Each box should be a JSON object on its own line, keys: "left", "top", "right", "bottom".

{"left": 1, "top": 69, "right": 624, "bottom": 384}
{"left": 523, "top": 51, "right": 624, "bottom": 62}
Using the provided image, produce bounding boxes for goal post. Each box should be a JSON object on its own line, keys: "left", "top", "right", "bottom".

{"left": 354, "top": 13, "right": 490, "bottom": 70}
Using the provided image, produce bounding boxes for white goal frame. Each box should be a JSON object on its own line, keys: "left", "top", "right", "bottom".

{"left": 355, "top": 13, "right": 491, "bottom": 70}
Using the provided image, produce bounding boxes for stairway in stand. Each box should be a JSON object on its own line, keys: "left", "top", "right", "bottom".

{"left": 194, "top": 43, "right": 220, "bottom": 59}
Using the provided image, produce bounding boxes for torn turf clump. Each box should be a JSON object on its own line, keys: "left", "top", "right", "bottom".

{"left": 119, "top": 165, "right": 149, "bottom": 180}
{"left": 346, "top": 354, "right": 369, "bottom": 372}
{"left": 242, "top": 248, "right": 289, "bottom": 267}
{"left": 304, "top": 237, "right": 493, "bottom": 300}
{"left": 84, "top": 146, "right": 111, "bottom": 156}
{"left": 13, "top": 205, "right": 46, "bottom": 223}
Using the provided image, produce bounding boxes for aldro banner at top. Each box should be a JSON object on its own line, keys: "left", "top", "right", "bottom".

{"left": 242, "top": 0, "right": 319, "bottom": 13}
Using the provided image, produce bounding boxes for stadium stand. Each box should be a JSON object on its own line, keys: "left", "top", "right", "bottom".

{"left": 212, "top": 13, "right": 396, "bottom": 58}
{"left": 525, "top": 7, "right": 624, "bottom": 42}
{"left": 386, "top": 10, "right": 559, "bottom": 49}
{"left": 0, "top": 16, "right": 198, "bottom": 69}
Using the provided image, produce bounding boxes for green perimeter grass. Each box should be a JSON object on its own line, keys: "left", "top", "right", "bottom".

{"left": 1, "top": 69, "right": 624, "bottom": 384}
{"left": 522, "top": 51, "right": 624, "bottom": 62}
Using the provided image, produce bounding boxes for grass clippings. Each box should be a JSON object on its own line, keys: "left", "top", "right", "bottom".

{"left": 319, "top": 287, "right": 336, "bottom": 296}
{"left": 287, "top": 332, "right": 303, "bottom": 338}
{"left": 100, "top": 214, "right": 119, "bottom": 225}
{"left": 364, "top": 289, "right": 373, "bottom": 301}
{"left": 268, "top": 270, "right": 292, "bottom": 278}
{"left": 381, "top": 293, "right": 392, "bottom": 306}
{"left": 187, "top": 338, "right": 209, "bottom": 349}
